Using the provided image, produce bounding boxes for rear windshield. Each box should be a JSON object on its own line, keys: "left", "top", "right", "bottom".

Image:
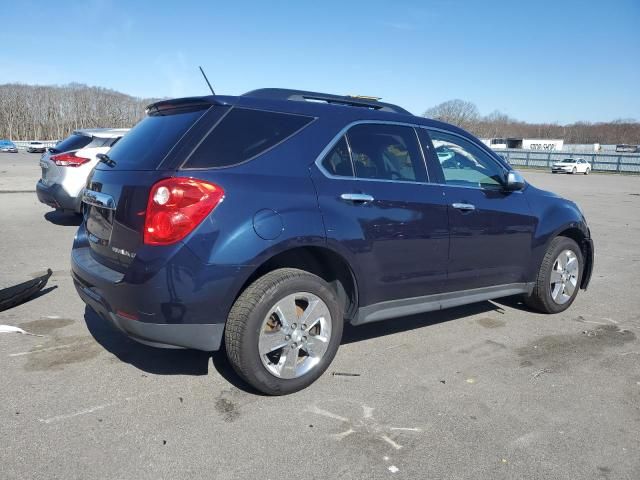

{"left": 182, "top": 108, "right": 314, "bottom": 169}
{"left": 106, "top": 107, "right": 207, "bottom": 170}
{"left": 52, "top": 134, "right": 92, "bottom": 153}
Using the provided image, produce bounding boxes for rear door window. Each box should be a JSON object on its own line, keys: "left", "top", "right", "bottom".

{"left": 346, "top": 124, "right": 426, "bottom": 182}
{"left": 321, "top": 136, "right": 353, "bottom": 177}
{"left": 182, "top": 108, "right": 314, "bottom": 169}
{"left": 106, "top": 107, "right": 208, "bottom": 170}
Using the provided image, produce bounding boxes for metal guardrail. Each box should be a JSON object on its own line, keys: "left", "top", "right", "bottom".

{"left": 496, "top": 149, "right": 640, "bottom": 174}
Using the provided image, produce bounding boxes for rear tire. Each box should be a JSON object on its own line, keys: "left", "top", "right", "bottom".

{"left": 225, "top": 268, "right": 343, "bottom": 395}
{"left": 524, "top": 236, "right": 583, "bottom": 314}
{"left": 584, "top": 168, "right": 590, "bottom": 175}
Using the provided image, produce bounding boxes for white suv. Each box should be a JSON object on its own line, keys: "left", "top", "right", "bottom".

{"left": 36, "top": 128, "right": 129, "bottom": 213}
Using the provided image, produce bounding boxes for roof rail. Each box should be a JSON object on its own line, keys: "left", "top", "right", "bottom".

{"left": 242, "top": 88, "right": 412, "bottom": 115}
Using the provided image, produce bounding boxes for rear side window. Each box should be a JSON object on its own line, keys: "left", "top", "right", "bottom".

{"left": 347, "top": 124, "right": 426, "bottom": 182}
{"left": 52, "top": 134, "right": 92, "bottom": 153}
{"left": 321, "top": 136, "right": 353, "bottom": 176}
{"left": 183, "top": 108, "right": 314, "bottom": 169}
{"left": 106, "top": 107, "right": 207, "bottom": 169}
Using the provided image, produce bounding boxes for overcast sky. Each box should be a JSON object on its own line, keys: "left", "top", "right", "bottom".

{"left": 1, "top": 0, "right": 638, "bottom": 124}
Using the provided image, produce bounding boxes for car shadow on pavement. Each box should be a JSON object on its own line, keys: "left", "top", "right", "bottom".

{"left": 83, "top": 306, "right": 212, "bottom": 376}
{"left": 44, "top": 210, "right": 82, "bottom": 226}
{"left": 83, "top": 299, "right": 515, "bottom": 394}
{"left": 83, "top": 306, "right": 266, "bottom": 394}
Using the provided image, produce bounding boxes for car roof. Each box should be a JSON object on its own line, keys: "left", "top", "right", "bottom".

{"left": 73, "top": 128, "right": 130, "bottom": 138}
{"left": 146, "top": 88, "right": 473, "bottom": 137}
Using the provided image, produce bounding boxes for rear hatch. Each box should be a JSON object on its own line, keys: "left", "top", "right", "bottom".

{"left": 83, "top": 102, "right": 222, "bottom": 271}
{"left": 40, "top": 133, "right": 94, "bottom": 186}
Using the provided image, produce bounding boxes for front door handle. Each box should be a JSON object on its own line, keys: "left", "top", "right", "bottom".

{"left": 451, "top": 202, "right": 476, "bottom": 211}
{"left": 340, "top": 193, "right": 374, "bottom": 204}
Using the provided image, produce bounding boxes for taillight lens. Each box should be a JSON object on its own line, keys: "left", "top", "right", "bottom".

{"left": 51, "top": 152, "right": 91, "bottom": 167}
{"left": 144, "top": 178, "right": 224, "bottom": 245}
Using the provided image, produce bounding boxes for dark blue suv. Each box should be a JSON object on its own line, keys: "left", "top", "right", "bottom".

{"left": 72, "top": 89, "right": 594, "bottom": 394}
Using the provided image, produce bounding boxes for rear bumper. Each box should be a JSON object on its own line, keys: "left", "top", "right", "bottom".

{"left": 70, "top": 227, "right": 249, "bottom": 351}
{"left": 36, "top": 180, "right": 81, "bottom": 212}
{"left": 73, "top": 277, "right": 224, "bottom": 350}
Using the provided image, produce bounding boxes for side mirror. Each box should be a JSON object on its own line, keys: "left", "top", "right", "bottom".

{"left": 505, "top": 170, "right": 526, "bottom": 191}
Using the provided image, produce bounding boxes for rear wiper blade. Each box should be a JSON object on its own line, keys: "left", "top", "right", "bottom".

{"left": 97, "top": 153, "right": 116, "bottom": 167}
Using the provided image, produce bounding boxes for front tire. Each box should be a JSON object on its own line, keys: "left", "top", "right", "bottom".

{"left": 584, "top": 168, "right": 590, "bottom": 175}
{"left": 572, "top": 167, "right": 577, "bottom": 174}
{"left": 524, "top": 236, "right": 583, "bottom": 313}
{"left": 225, "top": 268, "right": 343, "bottom": 395}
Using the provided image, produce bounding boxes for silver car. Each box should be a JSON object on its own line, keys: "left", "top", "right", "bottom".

{"left": 36, "top": 128, "right": 129, "bottom": 213}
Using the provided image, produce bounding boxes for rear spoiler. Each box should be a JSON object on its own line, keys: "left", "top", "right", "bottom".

{"left": 145, "top": 96, "right": 227, "bottom": 115}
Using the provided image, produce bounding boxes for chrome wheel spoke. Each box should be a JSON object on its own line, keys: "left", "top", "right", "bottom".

{"left": 279, "top": 345, "right": 301, "bottom": 379}
{"left": 304, "top": 334, "right": 329, "bottom": 359}
{"left": 301, "top": 300, "right": 330, "bottom": 331}
{"left": 258, "top": 332, "right": 288, "bottom": 356}
{"left": 564, "top": 277, "right": 577, "bottom": 296}
{"left": 274, "top": 295, "right": 298, "bottom": 329}
{"left": 549, "top": 269, "right": 562, "bottom": 284}
{"left": 566, "top": 257, "right": 579, "bottom": 275}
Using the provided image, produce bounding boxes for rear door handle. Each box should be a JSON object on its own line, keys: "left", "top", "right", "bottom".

{"left": 451, "top": 202, "right": 476, "bottom": 211}
{"left": 340, "top": 193, "right": 374, "bottom": 204}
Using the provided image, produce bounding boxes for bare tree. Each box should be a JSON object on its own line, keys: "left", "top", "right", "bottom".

{"left": 0, "top": 83, "right": 161, "bottom": 141}
{"left": 423, "top": 99, "right": 480, "bottom": 130}
{"left": 423, "top": 99, "right": 639, "bottom": 145}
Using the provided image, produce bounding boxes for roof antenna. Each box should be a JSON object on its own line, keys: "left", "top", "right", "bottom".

{"left": 198, "top": 66, "right": 215, "bottom": 95}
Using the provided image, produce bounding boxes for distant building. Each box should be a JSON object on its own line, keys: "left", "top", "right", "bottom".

{"left": 481, "top": 138, "right": 564, "bottom": 151}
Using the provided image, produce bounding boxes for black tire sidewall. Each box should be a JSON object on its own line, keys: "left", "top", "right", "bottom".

{"left": 236, "top": 273, "right": 343, "bottom": 395}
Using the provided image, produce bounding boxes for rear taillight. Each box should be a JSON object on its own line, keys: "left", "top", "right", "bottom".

{"left": 51, "top": 152, "right": 91, "bottom": 167}
{"left": 144, "top": 178, "right": 224, "bottom": 245}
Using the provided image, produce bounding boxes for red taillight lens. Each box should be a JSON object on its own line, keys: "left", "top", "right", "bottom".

{"left": 144, "top": 178, "right": 224, "bottom": 245}
{"left": 51, "top": 152, "right": 91, "bottom": 167}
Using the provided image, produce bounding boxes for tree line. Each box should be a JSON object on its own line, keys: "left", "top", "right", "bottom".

{"left": 0, "top": 83, "right": 157, "bottom": 141}
{"left": 424, "top": 99, "right": 639, "bottom": 145}
{"left": 1, "top": 83, "right": 638, "bottom": 145}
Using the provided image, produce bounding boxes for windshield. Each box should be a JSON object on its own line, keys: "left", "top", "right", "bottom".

{"left": 561, "top": 159, "right": 574, "bottom": 163}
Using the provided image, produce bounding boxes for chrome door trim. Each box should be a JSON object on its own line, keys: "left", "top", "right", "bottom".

{"left": 340, "top": 193, "right": 375, "bottom": 203}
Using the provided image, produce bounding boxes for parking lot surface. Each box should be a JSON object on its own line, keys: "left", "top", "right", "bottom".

{"left": 1, "top": 151, "right": 639, "bottom": 479}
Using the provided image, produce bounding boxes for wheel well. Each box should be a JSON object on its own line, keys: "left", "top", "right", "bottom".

{"left": 240, "top": 247, "right": 358, "bottom": 320}
{"left": 557, "top": 227, "right": 593, "bottom": 289}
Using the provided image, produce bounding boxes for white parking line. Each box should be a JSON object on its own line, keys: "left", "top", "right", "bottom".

{"left": 39, "top": 397, "right": 136, "bottom": 424}
{"left": 9, "top": 344, "right": 76, "bottom": 357}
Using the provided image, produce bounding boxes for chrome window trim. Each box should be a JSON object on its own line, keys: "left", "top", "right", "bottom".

{"left": 314, "top": 120, "right": 433, "bottom": 185}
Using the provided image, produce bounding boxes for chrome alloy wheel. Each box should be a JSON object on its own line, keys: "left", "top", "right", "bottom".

{"left": 549, "top": 249, "right": 579, "bottom": 305}
{"left": 258, "top": 292, "right": 332, "bottom": 379}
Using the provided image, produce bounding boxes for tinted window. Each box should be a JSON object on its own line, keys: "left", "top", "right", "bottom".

{"left": 346, "top": 124, "right": 425, "bottom": 182}
{"left": 107, "top": 107, "right": 207, "bottom": 169}
{"left": 321, "top": 136, "right": 353, "bottom": 176}
{"left": 52, "top": 134, "right": 92, "bottom": 153}
{"left": 183, "top": 108, "right": 314, "bottom": 169}
{"left": 427, "top": 130, "right": 505, "bottom": 188}
{"left": 85, "top": 136, "right": 121, "bottom": 148}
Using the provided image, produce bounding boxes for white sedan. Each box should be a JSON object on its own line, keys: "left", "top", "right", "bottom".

{"left": 551, "top": 158, "right": 591, "bottom": 175}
